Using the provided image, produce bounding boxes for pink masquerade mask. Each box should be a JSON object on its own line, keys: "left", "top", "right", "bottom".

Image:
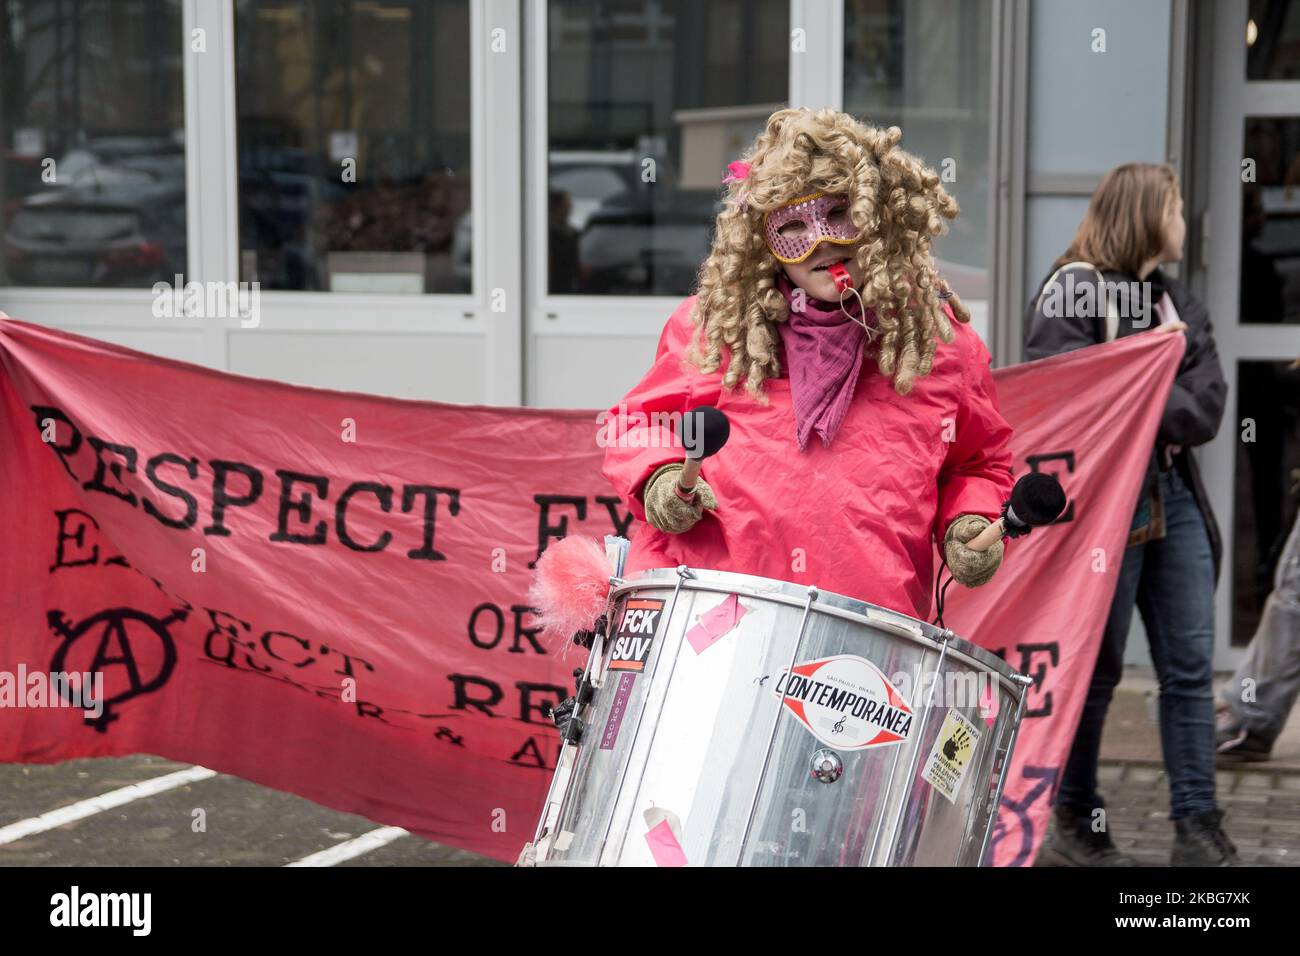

{"left": 763, "top": 191, "right": 859, "bottom": 264}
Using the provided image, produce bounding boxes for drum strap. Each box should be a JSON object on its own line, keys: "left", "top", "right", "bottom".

{"left": 932, "top": 562, "right": 955, "bottom": 630}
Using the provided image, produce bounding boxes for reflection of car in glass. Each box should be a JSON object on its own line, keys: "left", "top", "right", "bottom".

{"left": 450, "top": 150, "right": 652, "bottom": 288}
{"left": 5, "top": 183, "right": 186, "bottom": 287}
{"left": 549, "top": 150, "right": 644, "bottom": 231}
{"left": 3, "top": 137, "right": 187, "bottom": 287}
{"left": 575, "top": 189, "right": 719, "bottom": 296}
{"left": 52, "top": 137, "right": 185, "bottom": 188}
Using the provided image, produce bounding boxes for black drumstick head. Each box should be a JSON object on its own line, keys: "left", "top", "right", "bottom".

{"left": 679, "top": 405, "right": 731, "bottom": 460}
{"left": 1009, "top": 472, "right": 1067, "bottom": 526}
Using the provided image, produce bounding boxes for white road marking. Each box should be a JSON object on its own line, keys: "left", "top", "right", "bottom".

{"left": 0, "top": 765, "right": 219, "bottom": 846}
{"left": 285, "top": 827, "right": 409, "bottom": 867}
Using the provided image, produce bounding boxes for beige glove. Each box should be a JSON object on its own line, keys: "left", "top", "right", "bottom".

{"left": 642, "top": 462, "right": 717, "bottom": 533}
{"left": 943, "top": 514, "right": 1004, "bottom": 587}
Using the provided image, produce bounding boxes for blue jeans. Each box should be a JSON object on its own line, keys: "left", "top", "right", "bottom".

{"left": 1055, "top": 466, "right": 1219, "bottom": 819}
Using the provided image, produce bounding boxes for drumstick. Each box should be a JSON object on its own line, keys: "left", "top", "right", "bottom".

{"left": 963, "top": 473, "right": 1067, "bottom": 552}
{"left": 674, "top": 406, "right": 730, "bottom": 498}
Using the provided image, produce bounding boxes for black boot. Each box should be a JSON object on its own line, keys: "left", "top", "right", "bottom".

{"left": 1038, "top": 804, "right": 1137, "bottom": 867}
{"left": 1172, "top": 809, "right": 1240, "bottom": 866}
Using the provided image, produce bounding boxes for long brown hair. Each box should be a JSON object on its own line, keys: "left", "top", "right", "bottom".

{"left": 1055, "top": 163, "right": 1179, "bottom": 275}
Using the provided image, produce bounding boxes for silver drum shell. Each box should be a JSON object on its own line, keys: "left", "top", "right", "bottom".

{"left": 534, "top": 567, "right": 1029, "bottom": 867}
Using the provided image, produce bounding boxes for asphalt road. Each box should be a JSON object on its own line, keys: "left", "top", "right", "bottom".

{"left": 0, "top": 754, "right": 503, "bottom": 867}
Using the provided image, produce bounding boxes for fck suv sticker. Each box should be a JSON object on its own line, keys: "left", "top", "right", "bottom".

{"left": 608, "top": 598, "right": 665, "bottom": 673}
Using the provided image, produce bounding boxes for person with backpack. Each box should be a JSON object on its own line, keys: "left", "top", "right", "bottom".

{"left": 1023, "top": 162, "right": 1235, "bottom": 866}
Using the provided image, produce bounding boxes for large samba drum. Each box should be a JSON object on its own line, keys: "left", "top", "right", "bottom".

{"left": 525, "top": 566, "right": 1033, "bottom": 867}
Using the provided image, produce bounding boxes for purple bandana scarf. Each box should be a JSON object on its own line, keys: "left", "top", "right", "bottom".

{"left": 774, "top": 270, "right": 875, "bottom": 452}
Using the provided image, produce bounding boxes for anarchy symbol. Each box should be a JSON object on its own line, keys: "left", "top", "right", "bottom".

{"left": 48, "top": 606, "right": 187, "bottom": 732}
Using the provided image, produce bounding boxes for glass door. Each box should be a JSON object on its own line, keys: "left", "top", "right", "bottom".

{"left": 525, "top": 0, "right": 793, "bottom": 408}
{"left": 1206, "top": 0, "right": 1300, "bottom": 661}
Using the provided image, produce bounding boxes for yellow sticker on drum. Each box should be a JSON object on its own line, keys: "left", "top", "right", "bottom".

{"left": 922, "top": 709, "right": 982, "bottom": 803}
{"left": 772, "top": 655, "right": 914, "bottom": 750}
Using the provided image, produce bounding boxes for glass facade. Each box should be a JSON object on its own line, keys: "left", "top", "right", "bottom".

{"left": 843, "top": 0, "right": 992, "bottom": 301}
{"left": 234, "top": 0, "right": 471, "bottom": 294}
{"left": 545, "top": 0, "right": 789, "bottom": 295}
{"left": 1, "top": 0, "right": 186, "bottom": 289}
{"left": 1248, "top": 0, "right": 1300, "bottom": 80}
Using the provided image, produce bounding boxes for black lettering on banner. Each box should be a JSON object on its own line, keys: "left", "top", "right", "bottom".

{"left": 204, "top": 459, "right": 264, "bottom": 536}
{"left": 1025, "top": 450, "right": 1076, "bottom": 523}
{"left": 261, "top": 630, "right": 313, "bottom": 668}
{"left": 30, "top": 404, "right": 82, "bottom": 480}
{"left": 142, "top": 452, "right": 200, "bottom": 529}
{"left": 509, "top": 735, "right": 556, "bottom": 770}
{"left": 271, "top": 469, "right": 329, "bottom": 545}
{"left": 516, "top": 681, "right": 568, "bottom": 724}
{"left": 1015, "top": 642, "right": 1060, "bottom": 718}
{"left": 202, "top": 607, "right": 255, "bottom": 669}
{"left": 316, "top": 644, "right": 375, "bottom": 678}
{"left": 50, "top": 508, "right": 100, "bottom": 571}
{"left": 595, "top": 494, "right": 634, "bottom": 538}
{"left": 988, "top": 764, "right": 1059, "bottom": 867}
{"left": 530, "top": 495, "right": 586, "bottom": 568}
{"left": 448, "top": 673, "right": 503, "bottom": 716}
{"left": 354, "top": 699, "right": 385, "bottom": 721}
{"left": 141, "top": 571, "right": 193, "bottom": 612}
{"left": 82, "top": 437, "right": 139, "bottom": 506}
{"left": 509, "top": 605, "right": 545, "bottom": 655}
{"left": 468, "top": 602, "right": 505, "bottom": 650}
{"left": 402, "top": 484, "right": 460, "bottom": 561}
{"left": 434, "top": 726, "right": 465, "bottom": 747}
{"left": 336, "top": 480, "right": 394, "bottom": 552}
{"left": 468, "top": 604, "right": 548, "bottom": 655}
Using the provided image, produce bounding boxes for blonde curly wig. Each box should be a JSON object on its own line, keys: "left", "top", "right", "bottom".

{"left": 687, "top": 107, "right": 971, "bottom": 403}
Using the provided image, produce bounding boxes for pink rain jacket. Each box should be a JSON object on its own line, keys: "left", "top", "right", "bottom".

{"left": 601, "top": 296, "right": 1016, "bottom": 620}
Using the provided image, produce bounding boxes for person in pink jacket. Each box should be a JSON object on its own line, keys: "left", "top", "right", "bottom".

{"left": 600, "top": 108, "right": 1015, "bottom": 622}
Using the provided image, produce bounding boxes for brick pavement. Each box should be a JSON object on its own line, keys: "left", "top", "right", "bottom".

{"left": 1065, "top": 668, "right": 1300, "bottom": 867}
{"left": 1093, "top": 760, "right": 1300, "bottom": 866}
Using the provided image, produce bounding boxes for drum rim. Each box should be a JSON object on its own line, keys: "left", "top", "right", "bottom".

{"left": 612, "top": 566, "right": 1026, "bottom": 694}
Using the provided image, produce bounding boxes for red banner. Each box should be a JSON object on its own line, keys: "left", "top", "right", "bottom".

{"left": 941, "top": 329, "right": 1184, "bottom": 866}
{"left": 0, "top": 315, "right": 1183, "bottom": 865}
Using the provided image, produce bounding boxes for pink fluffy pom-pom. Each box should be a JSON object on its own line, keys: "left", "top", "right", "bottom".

{"left": 528, "top": 535, "right": 612, "bottom": 655}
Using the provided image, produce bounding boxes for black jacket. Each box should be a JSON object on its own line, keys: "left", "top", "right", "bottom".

{"left": 1023, "top": 264, "right": 1228, "bottom": 582}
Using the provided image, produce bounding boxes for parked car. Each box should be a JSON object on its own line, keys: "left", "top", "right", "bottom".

{"left": 4, "top": 180, "right": 186, "bottom": 287}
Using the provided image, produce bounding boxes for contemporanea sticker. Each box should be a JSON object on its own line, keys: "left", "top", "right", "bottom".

{"left": 922, "top": 708, "right": 982, "bottom": 803}
{"left": 772, "top": 654, "right": 913, "bottom": 750}
{"left": 607, "top": 597, "right": 665, "bottom": 673}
